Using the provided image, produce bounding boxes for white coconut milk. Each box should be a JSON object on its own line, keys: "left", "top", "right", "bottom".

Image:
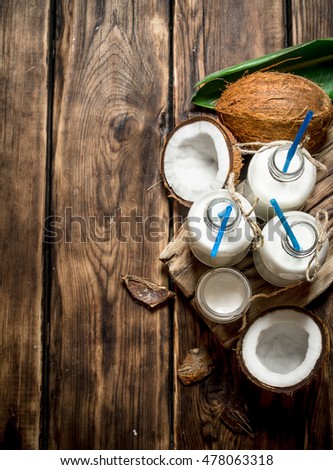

{"left": 196, "top": 268, "right": 252, "bottom": 323}
{"left": 187, "top": 189, "right": 256, "bottom": 267}
{"left": 241, "top": 308, "right": 324, "bottom": 389}
{"left": 244, "top": 144, "right": 316, "bottom": 221}
{"left": 254, "top": 211, "right": 329, "bottom": 286}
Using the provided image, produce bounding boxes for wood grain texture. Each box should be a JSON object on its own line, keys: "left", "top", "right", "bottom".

{"left": 49, "top": 0, "right": 171, "bottom": 449}
{"left": 1, "top": 0, "right": 333, "bottom": 452}
{"left": 173, "top": 0, "right": 286, "bottom": 121}
{"left": 0, "top": 1, "right": 49, "bottom": 449}
{"left": 291, "top": 0, "right": 333, "bottom": 42}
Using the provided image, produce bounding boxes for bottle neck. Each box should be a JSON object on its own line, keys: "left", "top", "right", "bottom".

{"left": 268, "top": 145, "right": 305, "bottom": 182}
{"left": 204, "top": 197, "right": 240, "bottom": 233}
{"left": 282, "top": 220, "right": 318, "bottom": 258}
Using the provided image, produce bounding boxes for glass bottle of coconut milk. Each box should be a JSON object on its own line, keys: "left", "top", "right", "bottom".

{"left": 244, "top": 144, "right": 316, "bottom": 221}
{"left": 187, "top": 189, "right": 255, "bottom": 267}
{"left": 253, "top": 210, "right": 329, "bottom": 287}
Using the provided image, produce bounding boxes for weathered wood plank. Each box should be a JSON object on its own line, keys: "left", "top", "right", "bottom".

{"left": 172, "top": 0, "right": 287, "bottom": 451}
{"left": 291, "top": 0, "right": 333, "bottom": 41}
{"left": 0, "top": 1, "right": 49, "bottom": 449}
{"left": 49, "top": 1, "right": 171, "bottom": 449}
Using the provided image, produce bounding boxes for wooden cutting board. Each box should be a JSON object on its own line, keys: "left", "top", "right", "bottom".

{"left": 160, "top": 130, "right": 333, "bottom": 348}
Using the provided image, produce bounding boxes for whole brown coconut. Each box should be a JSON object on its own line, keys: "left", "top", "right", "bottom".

{"left": 215, "top": 71, "right": 333, "bottom": 153}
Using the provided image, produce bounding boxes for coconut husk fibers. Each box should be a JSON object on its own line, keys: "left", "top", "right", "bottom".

{"left": 177, "top": 346, "right": 215, "bottom": 385}
{"left": 215, "top": 72, "right": 333, "bottom": 153}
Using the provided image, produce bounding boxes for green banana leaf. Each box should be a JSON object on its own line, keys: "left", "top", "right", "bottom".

{"left": 191, "top": 38, "right": 333, "bottom": 109}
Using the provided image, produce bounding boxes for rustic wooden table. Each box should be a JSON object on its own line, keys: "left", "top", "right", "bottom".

{"left": 1, "top": 0, "right": 332, "bottom": 450}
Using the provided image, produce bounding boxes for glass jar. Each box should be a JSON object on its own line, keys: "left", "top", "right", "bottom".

{"left": 196, "top": 267, "right": 252, "bottom": 323}
{"left": 253, "top": 211, "right": 329, "bottom": 287}
{"left": 244, "top": 144, "right": 316, "bottom": 221}
{"left": 187, "top": 189, "right": 255, "bottom": 267}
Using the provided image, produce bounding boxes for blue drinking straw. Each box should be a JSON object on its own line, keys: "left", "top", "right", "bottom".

{"left": 282, "top": 110, "right": 313, "bottom": 173}
{"left": 270, "top": 198, "right": 301, "bottom": 251}
{"left": 210, "top": 205, "right": 233, "bottom": 258}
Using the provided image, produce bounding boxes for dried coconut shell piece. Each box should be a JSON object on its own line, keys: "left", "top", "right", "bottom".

{"left": 122, "top": 275, "right": 175, "bottom": 309}
{"left": 220, "top": 396, "right": 253, "bottom": 436}
{"left": 161, "top": 116, "right": 243, "bottom": 207}
{"left": 177, "top": 346, "right": 215, "bottom": 385}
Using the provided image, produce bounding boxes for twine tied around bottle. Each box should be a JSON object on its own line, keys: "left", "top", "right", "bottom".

{"left": 234, "top": 139, "right": 327, "bottom": 173}
{"left": 226, "top": 172, "right": 264, "bottom": 250}
{"left": 306, "top": 208, "right": 330, "bottom": 282}
{"left": 248, "top": 208, "right": 331, "bottom": 305}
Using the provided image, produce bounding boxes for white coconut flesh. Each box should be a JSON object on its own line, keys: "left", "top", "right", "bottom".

{"left": 163, "top": 120, "right": 231, "bottom": 203}
{"left": 241, "top": 309, "right": 323, "bottom": 388}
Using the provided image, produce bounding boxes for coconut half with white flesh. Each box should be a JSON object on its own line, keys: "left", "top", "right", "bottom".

{"left": 237, "top": 307, "right": 328, "bottom": 394}
{"left": 161, "top": 116, "right": 242, "bottom": 207}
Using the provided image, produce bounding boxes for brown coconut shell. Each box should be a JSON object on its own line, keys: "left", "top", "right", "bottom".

{"left": 122, "top": 275, "right": 175, "bottom": 309}
{"left": 160, "top": 115, "right": 243, "bottom": 207}
{"left": 177, "top": 346, "right": 215, "bottom": 385}
{"left": 236, "top": 306, "right": 329, "bottom": 395}
{"left": 215, "top": 72, "right": 333, "bottom": 153}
